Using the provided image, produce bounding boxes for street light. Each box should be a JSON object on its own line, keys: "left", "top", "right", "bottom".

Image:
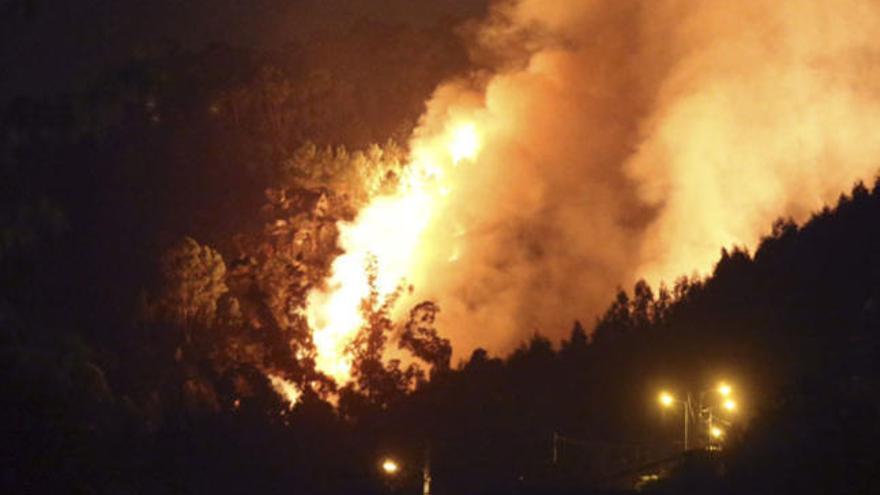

{"left": 379, "top": 451, "right": 432, "bottom": 495}
{"left": 381, "top": 458, "right": 400, "bottom": 476}
{"left": 657, "top": 390, "right": 693, "bottom": 450}
{"left": 657, "top": 380, "right": 742, "bottom": 451}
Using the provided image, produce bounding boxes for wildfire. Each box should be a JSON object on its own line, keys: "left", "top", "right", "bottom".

{"left": 449, "top": 122, "right": 480, "bottom": 165}
{"left": 306, "top": 121, "right": 482, "bottom": 382}
{"left": 268, "top": 373, "right": 302, "bottom": 410}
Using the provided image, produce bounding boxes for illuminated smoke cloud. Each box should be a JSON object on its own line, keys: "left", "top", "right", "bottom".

{"left": 308, "top": 0, "right": 880, "bottom": 371}
{"left": 403, "top": 0, "right": 880, "bottom": 358}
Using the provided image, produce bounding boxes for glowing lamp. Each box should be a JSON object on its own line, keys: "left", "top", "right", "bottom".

{"left": 381, "top": 458, "right": 400, "bottom": 475}
{"left": 658, "top": 391, "right": 675, "bottom": 407}
{"left": 723, "top": 399, "right": 737, "bottom": 412}
{"left": 718, "top": 383, "right": 732, "bottom": 397}
{"left": 710, "top": 426, "right": 724, "bottom": 439}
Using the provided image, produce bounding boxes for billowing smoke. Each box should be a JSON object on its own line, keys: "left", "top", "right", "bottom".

{"left": 394, "top": 0, "right": 880, "bottom": 359}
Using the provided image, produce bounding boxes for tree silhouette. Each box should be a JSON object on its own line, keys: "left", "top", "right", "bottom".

{"left": 400, "top": 301, "right": 452, "bottom": 374}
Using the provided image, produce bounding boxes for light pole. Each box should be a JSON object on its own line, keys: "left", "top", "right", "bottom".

{"left": 658, "top": 382, "right": 740, "bottom": 451}
{"left": 658, "top": 391, "right": 695, "bottom": 450}
{"left": 699, "top": 383, "right": 738, "bottom": 440}
{"left": 378, "top": 449, "right": 431, "bottom": 495}
{"left": 422, "top": 446, "right": 431, "bottom": 495}
{"left": 705, "top": 383, "right": 736, "bottom": 416}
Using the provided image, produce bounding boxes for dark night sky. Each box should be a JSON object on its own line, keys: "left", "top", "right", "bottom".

{"left": 0, "top": 0, "right": 488, "bottom": 100}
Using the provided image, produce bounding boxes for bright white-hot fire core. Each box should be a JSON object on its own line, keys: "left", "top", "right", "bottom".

{"left": 305, "top": 120, "right": 482, "bottom": 382}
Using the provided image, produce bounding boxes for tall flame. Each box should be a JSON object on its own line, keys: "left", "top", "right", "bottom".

{"left": 306, "top": 121, "right": 482, "bottom": 382}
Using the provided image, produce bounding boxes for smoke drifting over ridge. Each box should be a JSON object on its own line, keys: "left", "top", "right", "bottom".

{"left": 393, "top": 0, "right": 880, "bottom": 358}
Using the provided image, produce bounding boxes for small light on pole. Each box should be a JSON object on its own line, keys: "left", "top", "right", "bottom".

{"left": 381, "top": 458, "right": 400, "bottom": 476}
{"left": 710, "top": 426, "right": 724, "bottom": 439}
{"left": 723, "top": 398, "right": 737, "bottom": 412}
{"left": 658, "top": 391, "right": 690, "bottom": 449}
{"left": 718, "top": 383, "right": 732, "bottom": 397}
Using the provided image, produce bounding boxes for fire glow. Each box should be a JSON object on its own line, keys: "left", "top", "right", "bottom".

{"left": 269, "top": 373, "right": 303, "bottom": 410}
{"left": 305, "top": 121, "right": 482, "bottom": 382}
{"left": 299, "top": 0, "right": 880, "bottom": 388}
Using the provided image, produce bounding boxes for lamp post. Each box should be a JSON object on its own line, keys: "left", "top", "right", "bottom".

{"left": 378, "top": 449, "right": 431, "bottom": 495}
{"left": 658, "top": 382, "right": 740, "bottom": 451}
{"left": 422, "top": 446, "right": 431, "bottom": 495}
{"left": 658, "top": 391, "right": 695, "bottom": 450}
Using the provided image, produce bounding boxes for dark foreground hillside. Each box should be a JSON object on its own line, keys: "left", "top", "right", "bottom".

{"left": 3, "top": 174, "right": 880, "bottom": 493}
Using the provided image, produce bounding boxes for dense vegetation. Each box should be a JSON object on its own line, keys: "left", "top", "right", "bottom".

{"left": 3, "top": 13, "right": 880, "bottom": 495}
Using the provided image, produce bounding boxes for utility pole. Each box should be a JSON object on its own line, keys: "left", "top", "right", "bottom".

{"left": 659, "top": 384, "right": 739, "bottom": 453}
{"left": 683, "top": 399, "right": 689, "bottom": 450}
{"left": 422, "top": 445, "right": 431, "bottom": 495}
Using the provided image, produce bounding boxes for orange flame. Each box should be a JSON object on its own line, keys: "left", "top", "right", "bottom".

{"left": 305, "top": 121, "right": 482, "bottom": 383}
{"left": 268, "top": 373, "right": 302, "bottom": 410}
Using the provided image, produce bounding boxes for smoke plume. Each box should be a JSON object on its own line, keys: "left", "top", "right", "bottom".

{"left": 397, "top": 0, "right": 880, "bottom": 359}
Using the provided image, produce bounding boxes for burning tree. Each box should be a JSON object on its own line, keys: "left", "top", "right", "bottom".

{"left": 147, "top": 130, "right": 470, "bottom": 413}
